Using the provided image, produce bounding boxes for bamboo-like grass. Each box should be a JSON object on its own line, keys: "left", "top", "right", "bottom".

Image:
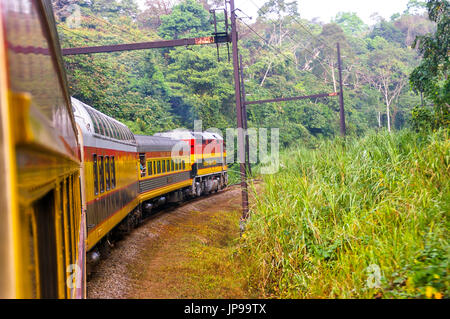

{"left": 240, "top": 129, "right": 449, "bottom": 298}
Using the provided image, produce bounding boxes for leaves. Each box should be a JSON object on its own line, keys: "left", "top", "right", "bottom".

{"left": 54, "top": 0, "right": 437, "bottom": 143}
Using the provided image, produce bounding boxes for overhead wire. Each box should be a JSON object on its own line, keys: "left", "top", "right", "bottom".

{"left": 240, "top": 1, "right": 342, "bottom": 89}
{"left": 247, "top": 0, "right": 337, "bottom": 54}
{"left": 237, "top": 14, "right": 336, "bottom": 90}
{"left": 82, "top": 12, "right": 155, "bottom": 43}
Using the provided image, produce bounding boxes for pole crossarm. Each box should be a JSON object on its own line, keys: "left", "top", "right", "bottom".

{"left": 62, "top": 35, "right": 230, "bottom": 55}
{"left": 245, "top": 92, "right": 338, "bottom": 105}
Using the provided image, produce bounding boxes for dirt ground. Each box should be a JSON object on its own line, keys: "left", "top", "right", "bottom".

{"left": 87, "top": 186, "right": 253, "bottom": 299}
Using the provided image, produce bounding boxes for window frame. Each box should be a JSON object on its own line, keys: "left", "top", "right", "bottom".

{"left": 99, "top": 155, "right": 105, "bottom": 193}
{"left": 93, "top": 154, "right": 98, "bottom": 195}
{"left": 111, "top": 156, "right": 116, "bottom": 188}
{"left": 105, "top": 156, "right": 110, "bottom": 191}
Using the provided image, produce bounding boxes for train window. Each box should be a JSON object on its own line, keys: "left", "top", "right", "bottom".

{"left": 111, "top": 157, "right": 116, "bottom": 188}
{"left": 100, "top": 117, "right": 107, "bottom": 137}
{"left": 170, "top": 160, "right": 174, "bottom": 172}
{"left": 93, "top": 154, "right": 98, "bottom": 195}
{"left": 157, "top": 161, "right": 161, "bottom": 174}
{"left": 117, "top": 125, "right": 123, "bottom": 140}
{"left": 104, "top": 119, "right": 113, "bottom": 138}
{"left": 139, "top": 154, "right": 146, "bottom": 177}
{"left": 147, "top": 161, "right": 153, "bottom": 176}
{"left": 94, "top": 113, "right": 104, "bottom": 136}
{"left": 109, "top": 120, "right": 116, "bottom": 139}
{"left": 87, "top": 108, "right": 100, "bottom": 134}
{"left": 110, "top": 122, "right": 116, "bottom": 139}
{"left": 120, "top": 127, "right": 126, "bottom": 141}
{"left": 113, "top": 123, "right": 120, "bottom": 140}
{"left": 182, "top": 160, "right": 186, "bottom": 170}
{"left": 99, "top": 156, "right": 105, "bottom": 193}
{"left": 166, "top": 160, "right": 170, "bottom": 172}
{"left": 102, "top": 118, "right": 110, "bottom": 137}
{"left": 162, "top": 160, "right": 166, "bottom": 173}
{"left": 105, "top": 156, "right": 110, "bottom": 191}
{"left": 101, "top": 117, "right": 109, "bottom": 137}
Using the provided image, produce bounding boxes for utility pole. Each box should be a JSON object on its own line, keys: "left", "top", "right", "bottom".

{"left": 337, "top": 42, "right": 346, "bottom": 136}
{"left": 239, "top": 54, "right": 251, "bottom": 176}
{"left": 229, "top": 0, "right": 249, "bottom": 221}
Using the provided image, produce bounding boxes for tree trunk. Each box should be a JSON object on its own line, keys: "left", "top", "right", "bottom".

{"left": 260, "top": 60, "right": 273, "bottom": 87}
{"left": 331, "top": 64, "right": 337, "bottom": 92}
{"left": 386, "top": 103, "right": 391, "bottom": 132}
{"left": 377, "top": 111, "right": 381, "bottom": 129}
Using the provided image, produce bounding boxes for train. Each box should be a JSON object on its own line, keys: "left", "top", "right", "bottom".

{"left": 0, "top": 0, "right": 228, "bottom": 299}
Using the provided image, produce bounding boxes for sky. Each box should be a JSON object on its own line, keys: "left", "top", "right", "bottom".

{"left": 237, "top": 0, "right": 411, "bottom": 25}
{"left": 136, "top": 0, "right": 413, "bottom": 25}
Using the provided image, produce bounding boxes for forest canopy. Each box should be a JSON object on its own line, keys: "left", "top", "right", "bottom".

{"left": 53, "top": 0, "right": 443, "bottom": 146}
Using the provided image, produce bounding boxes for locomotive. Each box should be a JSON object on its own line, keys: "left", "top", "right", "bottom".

{"left": 0, "top": 0, "right": 228, "bottom": 299}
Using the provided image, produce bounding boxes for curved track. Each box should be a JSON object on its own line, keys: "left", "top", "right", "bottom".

{"left": 87, "top": 185, "right": 247, "bottom": 298}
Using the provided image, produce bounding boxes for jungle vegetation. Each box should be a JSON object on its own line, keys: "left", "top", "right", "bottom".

{"left": 52, "top": 0, "right": 449, "bottom": 299}
{"left": 53, "top": 0, "right": 446, "bottom": 145}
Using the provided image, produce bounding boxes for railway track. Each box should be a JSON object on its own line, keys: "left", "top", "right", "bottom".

{"left": 87, "top": 185, "right": 246, "bottom": 298}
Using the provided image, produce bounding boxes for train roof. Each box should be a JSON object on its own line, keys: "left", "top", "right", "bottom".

{"left": 135, "top": 135, "right": 181, "bottom": 153}
{"left": 202, "top": 131, "right": 224, "bottom": 140}
{"left": 154, "top": 130, "right": 223, "bottom": 141}
{"left": 72, "top": 97, "right": 136, "bottom": 144}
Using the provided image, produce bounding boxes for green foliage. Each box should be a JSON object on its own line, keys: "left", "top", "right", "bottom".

{"left": 55, "top": 0, "right": 433, "bottom": 145}
{"left": 241, "top": 130, "right": 449, "bottom": 298}
{"left": 158, "top": 0, "right": 213, "bottom": 39}
{"left": 370, "top": 20, "right": 407, "bottom": 47}
{"left": 410, "top": 0, "right": 449, "bottom": 129}
{"left": 389, "top": 244, "right": 448, "bottom": 298}
{"left": 333, "top": 12, "right": 368, "bottom": 35}
{"left": 410, "top": 105, "right": 434, "bottom": 132}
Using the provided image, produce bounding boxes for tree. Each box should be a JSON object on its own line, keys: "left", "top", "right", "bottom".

{"left": 332, "top": 12, "right": 368, "bottom": 36}
{"left": 317, "top": 23, "right": 349, "bottom": 92}
{"left": 138, "top": 0, "right": 177, "bottom": 29}
{"left": 410, "top": 0, "right": 449, "bottom": 128}
{"left": 158, "top": 0, "right": 213, "bottom": 39}
{"left": 370, "top": 19, "right": 407, "bottom": 47}
{"left": 364, "top": 38, "right": 415, "bottom": 132}
{"left": 405, "top": 0, "right": 428, "bottom": 14}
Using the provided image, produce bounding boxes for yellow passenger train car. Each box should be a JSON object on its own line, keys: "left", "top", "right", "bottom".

{"left": 0, "top": 0, "right": 85, "bottom": 298}
{"left": 0, "top": 0, "right": 229, "bottom": 299}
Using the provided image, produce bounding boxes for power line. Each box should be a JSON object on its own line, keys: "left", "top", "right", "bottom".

{"left": 238, "top": 18, "right": 296, "bottom": 65}
{"left": 238, "top": 17, "right": 335, "bottom": 88}
{"left": 247, "top": 0, "right": 337, "bottom": 54}
{"left": 82, "top": 13, "right": 154, "bottom": 43}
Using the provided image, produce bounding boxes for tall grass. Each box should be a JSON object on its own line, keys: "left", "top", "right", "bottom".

{"left": 239, "top": 130, "right": 449, "bottom": 298}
